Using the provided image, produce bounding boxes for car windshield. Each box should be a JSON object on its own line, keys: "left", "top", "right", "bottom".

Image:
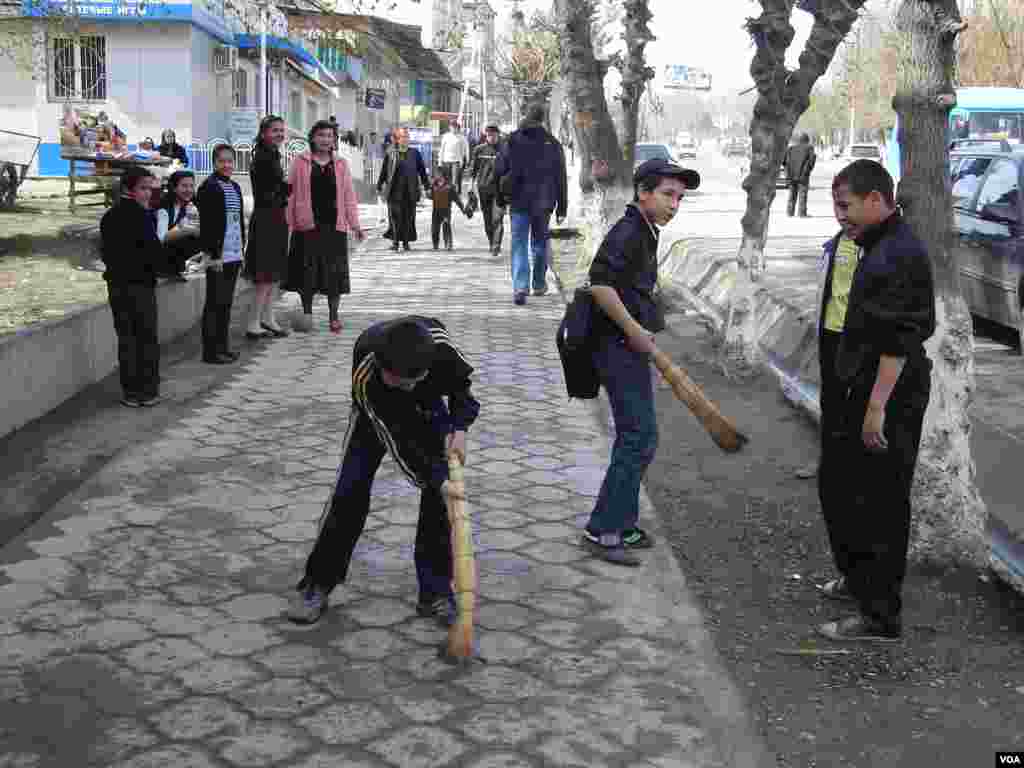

{"left": 635, "top": 145, "right": 671, "bottom": 164}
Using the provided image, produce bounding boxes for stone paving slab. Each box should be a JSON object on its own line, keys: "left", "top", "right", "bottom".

{"left": 0, "top": 209, "right": 768, "bottom": 767}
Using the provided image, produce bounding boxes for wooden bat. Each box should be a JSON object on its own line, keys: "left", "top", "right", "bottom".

{"left": 652, "top": 348, "right": 749, "bottom": 453}
{"left": 444, "top": 454, "right": 476, "bottom": 660}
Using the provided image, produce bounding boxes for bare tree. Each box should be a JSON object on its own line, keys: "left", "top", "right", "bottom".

{"left": 891, "top": 0, "right": 987, "bottom": 563}
{"left": 957, "top": 0, "right": 1024, "bottom": 87}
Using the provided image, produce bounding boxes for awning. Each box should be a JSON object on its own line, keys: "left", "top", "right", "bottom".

{"left": 236, "top": 34, "right": 337, "bottom": 87}
{"left": 284, "top": 58, "right": 336, "bottom": 95}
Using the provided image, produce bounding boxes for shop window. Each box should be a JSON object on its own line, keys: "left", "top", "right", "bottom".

{"left": 233, "top": 69, "right": 248, "bottom": 108}
{"left": 51, "top": 35, "right": 107, "bottom": 101}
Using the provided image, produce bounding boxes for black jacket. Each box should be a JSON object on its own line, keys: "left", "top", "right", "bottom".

{"left": 470, "top": 140, "right": 501, "bottom": 193}
{"left": 99, "top": 198, "right": 164, "bottom": 285}
{"left": 250, "top": 142, "right": 290, "bottom": 209}
{"left": 351, "top": 316, "right": 480, "bottom": 489}
{"left": 494, "top": 122, "right": 567, "bottom": 217}
{"left": 784, "top": 143, "right": 816, "bottom": 183}
{"left": 377, "top": 147, "right": 430, "bottom": 204}
{"left": 196, "top": 174, "right": 246, "bottom": 260}
{"left": 588, "top": 204, "right": 665, "bottom": 339}
{"left": 157, "top": 142, "right": 189, "bottom": 166}
{"left": 823, "top": 213, "right": 935, "bottom": 403}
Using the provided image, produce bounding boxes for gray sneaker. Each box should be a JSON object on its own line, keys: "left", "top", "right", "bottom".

{"left": 581, "top": 532, "right": 641, "bottom": 567}
{"left": 288, "top": 586, "right": 328, "bottom": 625}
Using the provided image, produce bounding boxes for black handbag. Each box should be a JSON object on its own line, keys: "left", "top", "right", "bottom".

{"left": 555, "top": 284, "right": 600, "bottom": 399}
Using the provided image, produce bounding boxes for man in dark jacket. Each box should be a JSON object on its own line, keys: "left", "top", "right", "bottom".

{"left": 495, "top": 104, "right": 568, "bottom": 305}
{"left": 470, "top": 124, "right": 504, "bottom": 256}
{"left": 99, "top": 166, "right": 165, "bottom": 408}
{"left": 289, "top": 316, "right": 481, "bottom": 627}
{"left": 816, "top": 159, "right": 935, "bottom": 643}
{"left": 784, "top": 132, "right": 816, "bottom": 217}
{"left": 583, "top": 158, "right": 700, "bottom": 566}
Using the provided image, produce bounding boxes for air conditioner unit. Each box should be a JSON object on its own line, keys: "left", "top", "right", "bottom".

{"left": 213, "top": 46, "right": 238, "bottom": 73}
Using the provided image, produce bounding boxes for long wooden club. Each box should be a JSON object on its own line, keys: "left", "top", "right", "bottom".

{"left": 444, "top": 453, "right": 476, "bottom": 660}
{"left": 651, "top": 348, "right": 749, "bottom": 453}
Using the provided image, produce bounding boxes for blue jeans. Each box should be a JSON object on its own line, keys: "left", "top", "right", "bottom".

{"left": 510, "top": 208, "right": 552, "bottom": 294}
{"left": 587, "top": 337, "right": 659, "bottom": 541}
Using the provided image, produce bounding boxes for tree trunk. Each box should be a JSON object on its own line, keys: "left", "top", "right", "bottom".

{"left": 893, "top": 0, "right": 988, "bottom": 564}
{"left": 618, "top": 0, "right": 654, "bottom": 171}
{"left": 723, "top": 0, "right": 863, "bottom": 362}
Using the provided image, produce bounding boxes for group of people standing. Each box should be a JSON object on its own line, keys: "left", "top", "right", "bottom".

{"left": 100, "top": 115, "right": 364, "bottom": 408}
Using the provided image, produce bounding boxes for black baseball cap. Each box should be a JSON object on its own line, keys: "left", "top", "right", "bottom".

{"left": 633, "top": 158, "right": 700, "bottom": 190}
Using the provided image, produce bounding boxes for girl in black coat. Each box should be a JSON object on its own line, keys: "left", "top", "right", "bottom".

{"left": 245, "top": 115, "right": 291, "bottom": 338}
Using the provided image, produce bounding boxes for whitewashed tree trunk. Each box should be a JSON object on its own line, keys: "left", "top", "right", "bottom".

{"left": 893, "top": 0, "right": 988, "bottom": 564}
{"left": 724, "top": 0, "right": 864, "bottom": 363}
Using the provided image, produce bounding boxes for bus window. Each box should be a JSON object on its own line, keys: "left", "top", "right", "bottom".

{"left": 967, "top": 112, "right": 1023, "bottom": 142}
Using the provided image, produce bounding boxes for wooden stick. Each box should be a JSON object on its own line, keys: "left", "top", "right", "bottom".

{"left": 445, "top": 454, "right": 476, "bottom": 659}
{"left": 651, "top": 348, "right": 749, "bottom": 453}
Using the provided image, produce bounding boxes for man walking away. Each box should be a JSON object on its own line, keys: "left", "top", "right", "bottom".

{"left": 439, "top": 121, "right": 469, "bottom": 197}
{"left": 582, "top": 159, "right": 700, "bottom": 565}
{"left": 816, "top": 159, "right": 935, "bottom": 643}
{"left": 100, "top": 167, "right": 165, "bottom": 408}
{"left": 288, "top": 316, "right": 480, "bottom": 626}
{"left": 784, "top": 132, "right": 816, "bottom": 217}
{"left": 495, "top": 104, "right": 568, "bottom": 305}
{"left": 470, "top": 125, "right": 504, "bottom": 257}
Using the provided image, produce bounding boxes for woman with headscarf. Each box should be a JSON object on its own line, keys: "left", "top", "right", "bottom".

{"left": 377, "top": 127, "right": 429, "bottom": 252}
{"left": 157, "top": 130, "right": 189, "bottom": 166}
{"left": 244, "top": 115, "right": 291, "bottom": 339}
{"left": 284, "top": 120, "right": 365, "bottom": 334}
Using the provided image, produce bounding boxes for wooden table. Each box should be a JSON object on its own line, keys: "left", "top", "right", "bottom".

{"left": 60, "top": 152, "right": 172, "bottom": 213}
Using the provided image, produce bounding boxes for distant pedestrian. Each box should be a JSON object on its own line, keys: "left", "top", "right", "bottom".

{"left": 784, "top": 132, "right": 816, "bottom": 218}
{"left": 196, "top": 144, "right": 246, "bottom": 365}
{"left": 816, "top": 159, "right": 935, "bottom": 643}
{"left": 439, "top": 121, "right": 469, "bottom": 197}
{"left": 430, "top": 167, "right": 468, "bottom": 251}
{"left": 494, "top": 103, "right": 568, "bottom": 305}
{"left": 156, "top": 169, "right": 201, "bottom": 282}
{"left": 582, "top": 158, "right": 699, "bottom": 566}
{"left": 287, "top": 316, "right": 480, "bottom": 626}
{"left": 284, "top": 120, "right": 365, "bottom": 334}
{"left": 469, "top": 124, "right": 504, "bottom": 257}
{"left": 378, "top": 127, "right": 430, "bottom": 252}
{"left": 157, "top": 129, "right": 189, "bottom": 166}
{"left": 245, "top": 115, "right": 291, "bottom": 340}
{"left": 100, "top": 166, "right": 165, "bottom": 408}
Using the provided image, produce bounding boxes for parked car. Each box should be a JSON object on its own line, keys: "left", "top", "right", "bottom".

{"left": 843, "top": 142, "right": 882, "bottom": 161}
{"left": 634, "top": 142, "right": 674, "bottom": 168}
{"left": 677, "top": 139, "right": 698, "bottom": 159}
{"left": 950, "top": 138, "right": 1013, "bottom": 153}
{"left": 950, "top": 147, "right": 1024, "bottom": 349}
{"left": 723, "top": 138, "right": 748, "bottom": 157}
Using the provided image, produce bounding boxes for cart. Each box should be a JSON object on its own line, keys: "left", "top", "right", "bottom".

{"left": 0, "top": 129, "right": 42, "bottom": 210}
{"left": 60, "top": 150, "right": 172, "bottom": 213}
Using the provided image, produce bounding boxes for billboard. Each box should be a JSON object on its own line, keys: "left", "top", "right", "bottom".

{"left": 662, "top": 65, "right": 712, "bottom": 92}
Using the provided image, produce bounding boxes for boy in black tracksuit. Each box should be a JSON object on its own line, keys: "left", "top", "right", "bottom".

{"left": 100, "top": 167, "right": 165, "bottom": 407}
{"left": 817, "top": 160, "right": 935, "bottom": 643}
{"left": 289, "top": 316, "right": 480, "bottom": 626}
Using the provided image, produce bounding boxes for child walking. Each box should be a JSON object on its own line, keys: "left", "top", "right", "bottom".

{"left": 430, "top": 168, "right": 468, "bottom": 251}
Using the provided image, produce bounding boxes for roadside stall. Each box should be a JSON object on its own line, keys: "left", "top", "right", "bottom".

{"left": 58, "top": 106, "right": 178, "bottom": 212}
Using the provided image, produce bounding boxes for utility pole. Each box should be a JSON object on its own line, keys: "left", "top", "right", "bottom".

{"left": 260, "top": 0, "right": 268, "bottom": 116}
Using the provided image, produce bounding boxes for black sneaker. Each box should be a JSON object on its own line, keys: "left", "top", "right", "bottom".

{"left": 513, "top": 292, "right": 527, "bottom": 306}
{"left": 581, "top": 532, "right": 641, "bottom": 567}
{"left": 817, "top": 615, "right": 901, "bottom": 643}
{"left": 120, "top": 396, "right": 143, "bottom": 408}
{"left": 622, "top": 527, "right": 654, "bottom": 549}
{"left": 288, "top": 586, "right": 329, "bottom": 625}
{"left": 416, "top": 596, "right": 456, "bottom": 627}
{"left": 139, "top": 394, "right": 165, "bottom": 407}
{"left": 817, "top": 576, "right": 856, "bottom": 603}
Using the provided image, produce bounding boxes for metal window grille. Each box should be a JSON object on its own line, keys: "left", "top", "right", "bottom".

{"left": 232, "top": 69, "right": 248, "bottom": 108}
{"left": 52, "top": 35, "right": 106, "bottom": 101}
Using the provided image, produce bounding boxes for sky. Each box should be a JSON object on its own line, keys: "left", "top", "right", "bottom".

{"left": 384, "top": 0, "right": 817, "bottom": 94}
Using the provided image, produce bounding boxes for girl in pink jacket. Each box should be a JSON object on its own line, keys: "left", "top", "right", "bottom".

{"left": 284, "top": 120, "right": 366, "bottom": 333}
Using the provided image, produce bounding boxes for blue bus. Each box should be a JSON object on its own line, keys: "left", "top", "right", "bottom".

{"left": 886, "top": 87, "right": 1024, "bottom": 180}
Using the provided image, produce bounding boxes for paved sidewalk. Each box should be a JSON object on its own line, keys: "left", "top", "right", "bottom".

{"left": 0, "top": 209, "right": 767, "bottom": 768}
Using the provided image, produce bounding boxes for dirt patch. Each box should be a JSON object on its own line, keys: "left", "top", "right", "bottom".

{"left": 645, "top": 315, "right": 1024, "bottom": 767}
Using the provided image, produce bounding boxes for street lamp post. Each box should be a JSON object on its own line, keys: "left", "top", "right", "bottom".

{"left": 260, "top": 0, "right": 268, "bottom": 116}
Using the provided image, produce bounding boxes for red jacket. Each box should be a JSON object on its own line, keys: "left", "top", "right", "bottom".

{"left": 285, "top": 152, "right": 360, "bottom": 233}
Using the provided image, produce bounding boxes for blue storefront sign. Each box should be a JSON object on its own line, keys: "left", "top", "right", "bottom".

{"left": 365, "top": 88, "right": 385, "bottom": 111}
{"left": 22, "top": 0, "right": 233, "bottom": 43}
